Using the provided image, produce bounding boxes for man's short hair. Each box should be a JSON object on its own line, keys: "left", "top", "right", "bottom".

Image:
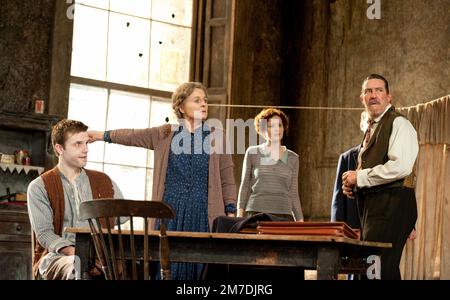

{"left": 51, "top": 119, "right": 88, "bottom": 153}
{"left": 362, "top": 74, "right": 390, "bottom": 94}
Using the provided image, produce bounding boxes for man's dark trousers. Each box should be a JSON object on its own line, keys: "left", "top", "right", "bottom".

{"left": 357, "top": 187, "right": 417, "bottom": 280}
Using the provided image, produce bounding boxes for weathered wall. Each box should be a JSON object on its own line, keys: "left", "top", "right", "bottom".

{"left": 289, "top": 0, "right": 450, "bottom": 219}
{"left": 0, "top": 0, "right": 55, "bottom": 113}
{"left": 230, "top": 0, "right": 284, "bottom": 182}
{"left": 230, "top": 0, "right": 450, "bottom": 220}
{"left": 1, "top": 0, "right": 448, "bottom": 221}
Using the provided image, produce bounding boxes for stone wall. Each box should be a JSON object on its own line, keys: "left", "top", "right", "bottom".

{"left": 1, "top": 0, "right": 448, "bottom": 221}
{"left": 231, "top": 0, "right": 450, "bottom": 220}
{"left": 289, "top": 0, "right": 450, "bottom": 219}
{"left": 0, "top": 0, "right": 55, "bottom": 113}
{"left": 230, "top": 0, "right": 284, "bottom": 182}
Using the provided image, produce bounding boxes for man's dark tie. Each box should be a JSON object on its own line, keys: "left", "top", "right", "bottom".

{"left": 362, "top": 119, "right": 375, "bottom": 149}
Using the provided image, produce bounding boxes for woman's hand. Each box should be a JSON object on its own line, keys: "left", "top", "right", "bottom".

{"left": 87, "top": 131, "right": 104, "bottom": 143}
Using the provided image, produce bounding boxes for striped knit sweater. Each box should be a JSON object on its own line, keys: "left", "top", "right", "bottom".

{"left": 237, "top": 145, "right": 303, "bottom": 221}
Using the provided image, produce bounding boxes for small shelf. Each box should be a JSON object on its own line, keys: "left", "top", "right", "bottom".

{"left": 0, "top": 163, "right": 44, "bottom": 175}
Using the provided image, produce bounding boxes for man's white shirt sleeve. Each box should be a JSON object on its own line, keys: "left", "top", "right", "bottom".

{"left": 357, "top": 117, "right": 419, "bottom": 188}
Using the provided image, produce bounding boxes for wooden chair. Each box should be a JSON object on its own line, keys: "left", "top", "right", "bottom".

{"left": 78, "top": 199, "right": 175, "bottom": 280}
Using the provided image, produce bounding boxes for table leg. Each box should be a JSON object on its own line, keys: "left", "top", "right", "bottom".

{"left": 75, "top": 233, "right": 91, "bottom": 280}
{"left": 317, "top": 247, "right": 340, "bottom": 280}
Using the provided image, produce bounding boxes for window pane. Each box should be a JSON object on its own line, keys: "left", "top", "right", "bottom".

{"left": 107, "top": 13, "right": 150, "bottom": 87}
{"left": 145, "top": 169, "right": 153, "bottom": 200}
{"left": 70, "top": 1, "right": 194, "bottom": 213}
{"left": 104, "top": 90, "right": 150, "bottom": 167}
{"left": 110, "top": 0, "right": 151, "bottom": 19}
{"left": 152, "top": 0, "right": 193, "bottom": 26}
{"left": 104, "top": 164, "right": 146, "bottom": 200}
{"left": 75, "top": 0, "right": 109, "bottom": 10}
{"left": 149, "top": 22, "right": 191, "bottom": 91}
{"left": 71, "top": 4, "right": 108, "bottom": 80}
{"left": 68, "top": 84, "right": 108, "bottom": 162}
{"left": 68, "top": 84, "right": 108, "bottom": 130}
{"left": 147, "top": 98, "right": 174, "bottom": 169}
{"left": 147, "top": 149, "right": 154, "bottom": 169}
{"left": 85, "top": 162, "right": 104, "bottom": 172}
{"left": 107, "top": 90, "right": 150, "bottom": 128}
{"left": 120, "top": 217, "right": 144, "bottom": 230}
{"left": 105, "top": 143, "right": 148, "bottom": 167}
{"left": 149, "top": 98, "right": 175, "bottom": 127}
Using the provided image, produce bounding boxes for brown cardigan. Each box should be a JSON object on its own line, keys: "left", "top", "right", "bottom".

{"left": 110, "top": 124, "right": 237, "bottom": 228}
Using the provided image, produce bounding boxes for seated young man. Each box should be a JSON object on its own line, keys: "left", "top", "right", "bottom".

{"left": 28, "top": 119, "right": 124, "bottom": 280}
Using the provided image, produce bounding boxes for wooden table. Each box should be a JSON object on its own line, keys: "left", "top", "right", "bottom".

{"left": 65, "top": 227, "right": 390, "bottom": 280}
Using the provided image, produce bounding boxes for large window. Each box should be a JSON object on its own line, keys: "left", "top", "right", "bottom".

{"left": 68, "top": 0, "right": 193, "bottom": 200}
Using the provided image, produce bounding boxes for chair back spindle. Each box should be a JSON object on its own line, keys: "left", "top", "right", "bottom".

{"left": 79, "top": 199, "right": 175, "bottom": 280}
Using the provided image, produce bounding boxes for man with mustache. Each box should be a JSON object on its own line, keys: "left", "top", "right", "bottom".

{"left": 341, "top": 74, "right": 418, "bottom": 280}
{"left": 27, "top": 119, "right": 124, "bottom": 280}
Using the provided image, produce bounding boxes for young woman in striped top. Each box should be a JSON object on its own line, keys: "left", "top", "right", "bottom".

{"left": 237, "top": 108, "right": 303, "bottom": 221}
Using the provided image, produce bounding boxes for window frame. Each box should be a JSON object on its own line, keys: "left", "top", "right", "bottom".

{"left": 65, "top": 0, "right": 199, "bottom": 200}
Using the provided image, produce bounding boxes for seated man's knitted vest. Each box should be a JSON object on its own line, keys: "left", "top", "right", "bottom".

{"left": 31, "top": 168, "right": 114, "bottom": 279}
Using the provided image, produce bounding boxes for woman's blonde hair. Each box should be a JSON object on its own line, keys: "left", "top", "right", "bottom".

{"left": 171, "top": 82, "right": 208, "bottom": 119}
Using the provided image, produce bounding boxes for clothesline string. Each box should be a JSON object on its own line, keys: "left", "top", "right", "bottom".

{"left": 208, "top": 104, "right": 361, "bottom": 110}
{"left": 207, "top": 103, "right": 414, "bottom": 110}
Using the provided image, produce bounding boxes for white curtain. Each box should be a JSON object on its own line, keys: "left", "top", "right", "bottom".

{"left": 398, "top": 95, "right": 450, "bottom": 279}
